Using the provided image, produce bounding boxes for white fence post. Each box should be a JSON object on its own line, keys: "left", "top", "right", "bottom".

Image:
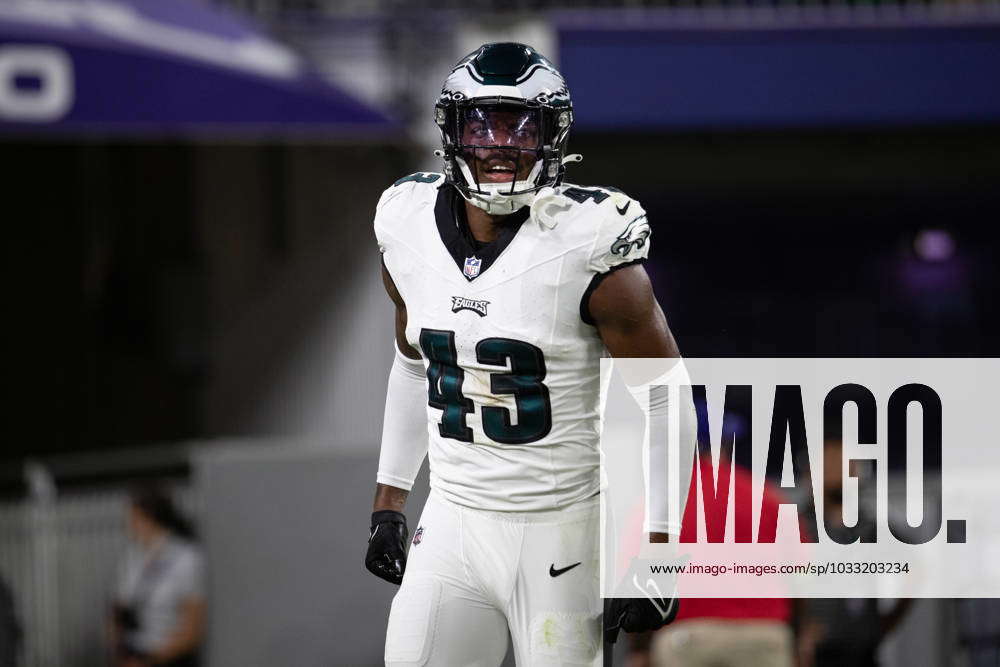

{"left": 24, "top": 462, "right": 57, "bottom": 667}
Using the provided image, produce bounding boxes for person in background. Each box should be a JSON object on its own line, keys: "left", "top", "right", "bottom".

{"left": 0, "top": 573, "right": 20, "bottom": 667}
{"left": 801, "top": 440, "right": 912, "bottom": 667}
{"left": 109, "top": 485, "right": 205, "bottom": 667}
{"left": 642, "top": 453, "right": 797, "bottom": 667}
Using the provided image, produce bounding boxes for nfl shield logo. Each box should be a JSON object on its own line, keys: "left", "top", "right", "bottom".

{"left": 463, "top": 256, "right": 482, "bottom": 279}
{"left": 412, "top": 527, "right": 424, "bottom": 546}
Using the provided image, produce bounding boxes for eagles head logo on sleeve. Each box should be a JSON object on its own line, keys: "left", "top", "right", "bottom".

{"left": 611, "top": 215, "right": 651, "bottom": 257}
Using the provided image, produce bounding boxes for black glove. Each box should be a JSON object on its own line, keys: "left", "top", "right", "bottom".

{"left": 365, "top": 510, "right": 408, "bottom": 585}
{"left": 603, "top": 594, "right": 679, "bottom": 645}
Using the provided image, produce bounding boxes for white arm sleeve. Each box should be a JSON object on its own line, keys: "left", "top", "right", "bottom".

{"left": 626, "top": 360, "right": 698, "bottom": 536}
{"left": 376, "top": 347, "right": 429, "bottom": 491}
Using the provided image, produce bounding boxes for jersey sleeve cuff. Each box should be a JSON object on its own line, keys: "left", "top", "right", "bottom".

{"left": 643, "top": 520, "right": 682, "bottom": 536}
{"left": 376, "top": 472, "right": 416, "bottom": 491}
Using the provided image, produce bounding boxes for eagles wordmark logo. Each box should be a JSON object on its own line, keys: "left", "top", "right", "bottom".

{"left": 451, "top": 297, "right": 489, "bottom": 317}
{"left": 611, "top": 215, "right": 651, "bottom": 257}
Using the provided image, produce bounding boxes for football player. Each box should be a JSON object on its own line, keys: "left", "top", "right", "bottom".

{"left": 365, "top": 42, "right": 697, "bottom": 666}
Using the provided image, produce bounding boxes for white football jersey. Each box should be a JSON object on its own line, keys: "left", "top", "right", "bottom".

{"left": 375, "top": 173, "right": 651, "bottom": 512}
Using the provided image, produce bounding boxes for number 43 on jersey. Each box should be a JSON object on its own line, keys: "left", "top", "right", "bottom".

{"left": 419, "top": 329, "right": 552, "bottom": 445}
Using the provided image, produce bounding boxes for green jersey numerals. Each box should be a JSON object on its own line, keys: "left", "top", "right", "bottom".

{"left": 419, "top": 329, "right": 552, "bottom": 445}
{"left": 563, "top": 186, "right": 610, "bottom": 205}
{"left": 393, "top": 173, "right": 441, "bottom": 187}
{"left": 420, "top": 329, "right": 474, "bottom": 442}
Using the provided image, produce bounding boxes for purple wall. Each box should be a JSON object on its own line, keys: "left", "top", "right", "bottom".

{"left": 558, "top": 14, "right": 1000, "bottom": 129}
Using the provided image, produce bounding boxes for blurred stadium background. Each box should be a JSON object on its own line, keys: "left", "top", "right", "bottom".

{"left": 3, "top": 0, "right": 1000, "bottom": 665}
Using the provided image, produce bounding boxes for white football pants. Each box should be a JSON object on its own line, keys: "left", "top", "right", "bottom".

{"left": 384, "top": 490, "right": 602, "bottom": 667}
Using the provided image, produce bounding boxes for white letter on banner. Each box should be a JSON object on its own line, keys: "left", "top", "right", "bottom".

{"left": 0, "top": 45, "right": 74, "bottom": 122}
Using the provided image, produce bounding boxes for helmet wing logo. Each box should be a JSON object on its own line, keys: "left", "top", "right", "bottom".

{"left": 611, "top": 216, "right": 651, "bottom": 257}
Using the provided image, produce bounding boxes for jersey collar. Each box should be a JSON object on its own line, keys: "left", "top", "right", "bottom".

{"left": 434, "top": 185, "right": 529, "bottom": 282}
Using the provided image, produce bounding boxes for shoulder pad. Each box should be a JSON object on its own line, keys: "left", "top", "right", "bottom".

{"left": 375, "top": 172, "right": 443, "bottom": 251}
{"left": 532, "top": 184, "right": 631, "bottom": 228}
{"left": 377, "top": 172, "right": 444, "bottom": 212}
{"left": 530, "top": 183, "right": 649, "bottom": 272}
{"left": 566, "top": 185, "right": 649, "bottom": 273}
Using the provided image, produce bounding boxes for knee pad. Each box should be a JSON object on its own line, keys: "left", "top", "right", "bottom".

{"left": 385, "top": 577, "right": 442, "bottom": 666}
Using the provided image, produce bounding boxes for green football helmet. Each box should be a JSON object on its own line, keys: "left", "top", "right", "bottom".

{"left": 435, "top": 42, "right": 577, "bottom": 215}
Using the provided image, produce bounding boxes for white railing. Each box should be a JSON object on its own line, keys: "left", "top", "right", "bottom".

{"left": 0, "top": 465, "right": 194, "bottom": 667}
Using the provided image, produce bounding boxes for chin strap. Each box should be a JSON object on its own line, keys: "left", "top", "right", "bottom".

{"left": 468, "top": 189, "right": 531, "bottom": 215}
{"left": 432, "top": 149, "right": 583, "bottom": 216}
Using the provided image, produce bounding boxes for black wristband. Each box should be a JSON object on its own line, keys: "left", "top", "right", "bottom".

{"left": 371, "top": 510, "right": 406, "bottom": 529}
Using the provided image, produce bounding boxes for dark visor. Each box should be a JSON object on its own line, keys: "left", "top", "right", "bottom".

{"left": 459, "top": 107, "right": 542, "bottom": 151}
